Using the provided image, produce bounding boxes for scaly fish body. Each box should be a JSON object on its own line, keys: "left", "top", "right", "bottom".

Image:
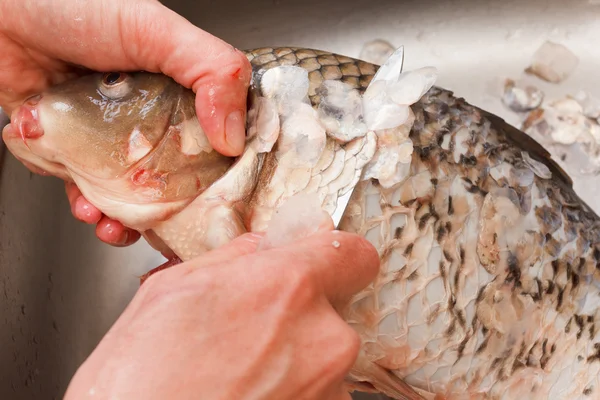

{"left": 3, "top": 47, "right": 600, "bottom": 400}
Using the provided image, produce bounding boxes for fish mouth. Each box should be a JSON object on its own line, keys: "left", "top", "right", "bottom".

{"left": 9, "top": 95, "right": 45, "bottom": 144}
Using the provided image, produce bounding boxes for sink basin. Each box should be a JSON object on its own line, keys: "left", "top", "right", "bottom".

{"left": 1, "top": 0, "right": 599, "bottom": 399}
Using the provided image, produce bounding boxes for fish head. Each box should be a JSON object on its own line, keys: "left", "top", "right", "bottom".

{"left": 2, "top": 72, "right": 235, "bottom": 230}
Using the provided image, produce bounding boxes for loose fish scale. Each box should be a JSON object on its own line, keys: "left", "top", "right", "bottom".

{"left": 244, "top": 48, "right": 600, "bottom": 398}
{"left": 245, "top": 48, "right": 379, "bottom": 229}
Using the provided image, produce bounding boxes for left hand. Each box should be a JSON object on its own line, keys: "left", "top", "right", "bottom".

{"left": 0, "top": 0, "right": 252, "bottom": 246}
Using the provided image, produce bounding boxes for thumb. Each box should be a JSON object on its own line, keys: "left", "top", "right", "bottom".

{"left": 193, "top": 232, "right": 265, "bottom": 268}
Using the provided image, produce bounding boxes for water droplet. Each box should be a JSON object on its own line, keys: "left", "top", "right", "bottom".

{"left": 332, "top": 240, "right": 341, "bottom": 248}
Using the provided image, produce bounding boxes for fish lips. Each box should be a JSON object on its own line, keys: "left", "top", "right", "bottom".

{"left": 9, "top": 95, "right": 45, "bottom": 143}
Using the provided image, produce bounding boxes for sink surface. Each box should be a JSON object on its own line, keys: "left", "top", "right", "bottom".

{"left": 1, "top": 0, "right": 599, "bottom": 399}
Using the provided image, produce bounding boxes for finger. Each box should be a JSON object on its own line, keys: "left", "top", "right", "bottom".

{"left": 194, "top": 69, "right": 249, "bottom": 157}
{"left": 149, "top": 233, "right": 265, "bottom": 283}
{"left": 65, "top": 182, "right": 102, "bottom": 224}
{"left": 95, "top": 216, "right": 141, "bottom": 247}
{"left": 268, "top": 230, "right": 380, "bottom": 309}
{"left": 121, "top": 2, "right": 252, "bottom": 157}
{"left": 188, "top": 232, "right": 265, "bottom": 268}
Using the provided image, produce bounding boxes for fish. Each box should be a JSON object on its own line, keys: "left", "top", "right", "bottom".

{"left": 3, "top": 46, "right": 600, "bottom": 400}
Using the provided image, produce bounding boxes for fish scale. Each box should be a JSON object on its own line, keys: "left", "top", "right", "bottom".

{"left": 4, "top": 46, "right": 600, "bottom": 399}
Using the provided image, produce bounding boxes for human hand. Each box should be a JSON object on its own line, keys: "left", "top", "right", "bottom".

{"left": 63, "top": 230, "right": 380, "bottom": 400}
{"left": 0, "top": 0, "right": 251, "bottom": 246}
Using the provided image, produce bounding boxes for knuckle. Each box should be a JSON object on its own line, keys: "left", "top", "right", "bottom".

{"left": 336, "top": 325, "right": 361, "bottom": 363}
{"left": 323, "top": 322, "right": 361, "bottom": 373}
{"left": 277, "top": 265, "right": 319, "bottom": 308}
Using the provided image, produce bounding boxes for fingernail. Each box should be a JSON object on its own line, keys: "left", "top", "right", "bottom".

{"left": 225, "top": 110, "right": 246, "bottom": 156}
{"left": 117, "top": 231, "right": 130, "bottom": 246}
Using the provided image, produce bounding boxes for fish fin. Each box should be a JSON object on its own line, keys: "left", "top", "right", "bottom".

{"left": 475, "top": 106, "right": 574, "bottom": 189}
{"left": 139, "top": 256, "right": 183, "bottom": 286}
{"left": 350, "top": 355, "right": 426, "bottom": 400}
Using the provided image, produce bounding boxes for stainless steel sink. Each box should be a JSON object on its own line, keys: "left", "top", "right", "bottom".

{"left": 1, "top": 0, "right": 599, "bottom": 399}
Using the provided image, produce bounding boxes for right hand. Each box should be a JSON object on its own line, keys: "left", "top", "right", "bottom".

{"left": 0, "top": 0, "right": 251, "bottom": 246}
{"left": 64, "top": 230, "right": 380, "bottom": 400}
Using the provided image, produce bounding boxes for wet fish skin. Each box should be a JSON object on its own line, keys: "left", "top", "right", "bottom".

{"left": 249, "top": 48, "right": 600, "bottom": 399}
{"left": 4, "top": 47, "right": 600, "bottom": 399}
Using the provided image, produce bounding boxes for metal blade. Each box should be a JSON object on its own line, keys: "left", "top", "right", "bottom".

{"left": 330, "top": 185, "right": 357, "bottom": 228}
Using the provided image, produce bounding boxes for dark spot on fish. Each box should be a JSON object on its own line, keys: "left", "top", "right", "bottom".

{"left": 459, "top": 154, "right": 478, "bottom": 166}
{"left": 457, "top": 335, "right": 469, "bottom": 359}
{"left": 439, "top": 260, "right": 447, "bottom": 283}
{"left": 404, "top": 244, "right": 414, "bottom": 257}
{"left": 431, "top": 178, "right": 438, "bottom": 185}
{"left": 557, "top": 285, "right": 565, "bottom": 310}
{"left": 540, "top": 338, "right": 550, "bottom": 369}
{"left": 512, "top": 342, "right": 527, "bottom": 373}
{"left": 491, "top": 357, "right": 502, "bottom": 369}
{"left": 476, "top": 335, "right": 489, "bottom": 355}
{"left": 407, "top": 270, "right": 419, "bottom": 281}
{"left": 437, "top": 134, "right": 444, "bottom": 146}
{"left": 419, "top": 213, "right": 432, "bottom": 230}
{"left": 565, "top": 317, "right": 572, "bottom": 334}
{"left": 394, "top": 227, "right": 404, "bottom": 239}
{"left": 405, "top": 198, "right": 418, "bottom": 207}
{"left": 578, "top": 257, "right": 586, "bottom": 272}
{"left": 476, "top": 286, "right": 485, "bottom": 303}
{"left": 466, "top": 183, "right": 488, "bottom": 196}
{"left": 575, "top": 315, "right": 585, "bottom": 340}
{"left": 380, "top": 246, "right": 393, "bottom": 263}
{"left": 437, "top": 225, "right": 447, "bottom": 241}
{"left": 561, "top": 154, "right": 567, "bottom": 162}
{"left": 505, "top": 254, "right": 521, "bottom": 287}
{"left": 551, "top": 260, "right": 559, "bottom": 277}
{"left": 449, "top": 294, "right": 457, "bottom": 309}
{"left": 586, "top": 343, "right": 600, "bottom": 363}
{"left": 371, "top": 179, "right": 380, "bottom": 187}
{"left": 528, "top": 278, "right": 543, "bottom": 302}
{"left": 446, "top": 319, "right": 456, "bottom": 336}
{"left": 594, "top": 248, "right": 600, "bottom": 262}
{"left": 546, "top": 280, "right": 555, "bottom": 295}
{"left": 418, "top": 146, "right": 432, "bottom": 160}
{"left": 447, "top": 196, "right": 454, "bottom": 215}
{"left": 459, "top": 247, "right": 465, "bottom": 264}
{"left": 572, "top": 271, "right": 580, "bottom": 289}
{"left": 381, "top": 202, "right": 392, "bottom": 210}
{"left": 583, "top": 387, "right": 593, "bottom": 396}
{"left": 443, "top": 250, "right": 454, "bottom": 263}
{"left": 446, "top": 221, "right": 452, "bottom": 233}
{"left": 566, "top": 263, "right": 573, "bottom": 281}
{"left": 591, "top": 323, "right": 596, "bottom": 340}
{"left": 457, "top": 310, "right": 466, "bottom": 328}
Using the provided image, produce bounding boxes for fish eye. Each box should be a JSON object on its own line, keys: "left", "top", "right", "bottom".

{"left": 99, "top": 72, "right": 133, "bottom": 99}
{"left": 103, "top": 72, "right": 125, "bottom": 86}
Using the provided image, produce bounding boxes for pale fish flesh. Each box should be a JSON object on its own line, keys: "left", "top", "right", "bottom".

{"left": 3, "top": 47, "right": 600, "bottom": 400}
